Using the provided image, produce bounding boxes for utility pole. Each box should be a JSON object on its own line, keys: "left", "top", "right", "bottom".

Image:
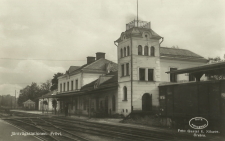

{"left": 0, "top": 95, "right": 3, "bottom": 108}
{"left": 11, "top": 95, "right": 12, "bottom": 109}
{"left": 15, "top": 90, "right": 16, "bottom": 109}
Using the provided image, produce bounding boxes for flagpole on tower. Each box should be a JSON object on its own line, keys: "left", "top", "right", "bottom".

{"left": 137, "top": 0, "right": 138, "bottom": 27}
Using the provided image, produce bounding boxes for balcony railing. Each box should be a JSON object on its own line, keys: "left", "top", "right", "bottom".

{"left": 126, "top": 20, "right": 151, "bottom": 30}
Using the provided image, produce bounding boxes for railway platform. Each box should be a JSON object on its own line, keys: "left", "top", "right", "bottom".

{"left": 0, "top": 119, "right": 39, "bottom": 141}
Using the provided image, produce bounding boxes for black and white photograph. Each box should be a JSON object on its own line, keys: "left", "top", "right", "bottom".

{"left": 0, "top": 0, "right": 225, "bottom": 140}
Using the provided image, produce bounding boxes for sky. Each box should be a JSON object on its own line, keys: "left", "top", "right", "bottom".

{"left": 0, "top": 0, "right": 225, "bottom": 96}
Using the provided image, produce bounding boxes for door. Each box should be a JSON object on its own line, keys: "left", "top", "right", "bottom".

{"left": 142, "top": 93, "right": 152, "bottom": 111}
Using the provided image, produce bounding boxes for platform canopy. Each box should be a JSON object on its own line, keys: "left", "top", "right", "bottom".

{"left": 166, "top": 61, "right": 225, "bottom": 81}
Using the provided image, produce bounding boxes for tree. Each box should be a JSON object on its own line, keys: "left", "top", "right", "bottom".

{"left": 50, "top": 72, "right": 63, "bottom": 91}
{"left": 208, "top": 56, "right": 221, "bottom": 61}
{"left": 40, "top": 80, "right": 51, "bottom": 91}
{"left": 52, "top": 99, "right": 57, "bottom": 115}
{"left": 17, "top": 81, "right": 51, "bottom": 109}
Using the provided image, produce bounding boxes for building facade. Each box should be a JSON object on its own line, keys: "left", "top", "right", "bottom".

{"left": 114, "top": 20, "right": 207, "bottom": 116}
{"left": 55, "top": 53, "right": 118, "bottom": 115}
{"left": 53, "top": 20, "right": 208, "bottom": 117}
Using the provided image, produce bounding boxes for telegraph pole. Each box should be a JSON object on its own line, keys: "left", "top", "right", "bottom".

{"left": 15, "top": 90, "right": 16, "bottom": 109}
{"left": 137, "top": 0, "right": 138, "bottom": 26}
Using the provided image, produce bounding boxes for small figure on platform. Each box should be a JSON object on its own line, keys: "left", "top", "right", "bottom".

{"left": 65, "top": 105, "right": 68, "bottom": 117}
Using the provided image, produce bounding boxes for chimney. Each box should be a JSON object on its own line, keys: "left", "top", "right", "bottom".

{"left": 96, "top": 52, "right": 105, "bottom": 60}
{"left": 87, "top": 56, "right": 95, "bottom": 64}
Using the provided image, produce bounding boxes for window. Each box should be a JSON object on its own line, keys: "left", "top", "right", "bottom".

{"left": 123, "top": 86, "right": 127, "bottom": 100}
{"left": 112, "top": 95, "right": 116, "bottom": 111}
{"left": 151, "top": 46, "right": 155, "bottom": 56}
{"left": 144, "top": 46, "right": 149, "bottom": 56}
{"left": 127, "top": 46, "right": 130, "bottom": 56}
{"left": 126, "top": 63, "right": 129, "bottom": 76}
{"left": 148, "top": 69, "right": 154, "bottom": 81}
{"left": 63, "top": 83, "right": 65, "bottom": 92}
{"left": 124, "top": 47, "right": 126, "bottom": 57}
{"left": 71, "top": 81, "right": 73, "bottom": 90}
{"left": 189, "top": 74, "right": 195, "bottom": 81}
{"left": 170, "top": 68, "right": 177, "bottom": 82}
{"left": 121, "top": 48, "right": 123, "bottom": 58}
{"left": 138, "top": 45, "right": 142, "bottom": 55}
{"left": 139, "top": 68, "right": 145, "bottom": 81}
{"left": 121, "top": 64, "right": 124, "bottom": 76}
{"left": 67, "top": 82, "right": 69, "bottom": 91}
{"left": 60, "top": 83, "right": 62, "bottom": 92}
{"left": 75, "top": 79, "right": 78, "bottom": 90}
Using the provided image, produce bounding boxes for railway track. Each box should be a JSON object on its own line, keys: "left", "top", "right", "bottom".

{"left": 3, "top": 111, "right": 215, "bottom": 141}
{"left": 43, "top": 117, "right": 174, "bottom": 141}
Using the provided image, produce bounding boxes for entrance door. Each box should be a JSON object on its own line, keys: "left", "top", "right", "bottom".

{"left": 142, "top": 93, "right": 152, "bottom": 111}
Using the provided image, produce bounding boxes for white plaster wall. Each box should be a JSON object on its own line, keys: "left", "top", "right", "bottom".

{"left": 118, "top": 82, "right": 131, "bottom": 116}
{"left": 38, "top": 99, "right": 42, "bottom": 110}
{"left": 132, "top": 81, "right": 159, "bottom": 110}
{"left": 117, "top": 33, "right": 161, "bottom": 116}
{"left": 58, "top": 73, "right": 82, "bottom": 92}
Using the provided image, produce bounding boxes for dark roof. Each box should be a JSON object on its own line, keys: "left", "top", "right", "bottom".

{"left": 160, "top": 47, "right": 207, "bottom": 62}
{"left": 68, "top": 66, "right": 80, "bottom": 73}
{"left": 54, "top": 71, "right": 118, "bottom": 98}
{"left": 60, "top": 58, "right": 117, "bottom": 77}
{"left": 81, "top": 71, "right": 118, "bottom": 91}
{"left": 39, "top": 90, "right": 57, "bottom": 99}
{"left": 166, "top": 61, "right": 225, "bottom": 74}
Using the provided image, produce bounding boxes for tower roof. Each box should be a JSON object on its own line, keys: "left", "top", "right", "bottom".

{"left": 115, "top": 21, "right": 162, "bottom": 43}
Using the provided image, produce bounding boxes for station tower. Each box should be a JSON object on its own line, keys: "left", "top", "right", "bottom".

{"left": 114, "top": 20, "right": 163, "bottom": 115}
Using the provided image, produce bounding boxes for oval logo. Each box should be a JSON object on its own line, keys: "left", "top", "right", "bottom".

{"left": 189, "top": 117, "right": 208, "bottom": 129}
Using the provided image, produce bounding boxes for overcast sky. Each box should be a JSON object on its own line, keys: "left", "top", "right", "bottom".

{"left": 0, "top": 0, "right": 225, "bottom": 96}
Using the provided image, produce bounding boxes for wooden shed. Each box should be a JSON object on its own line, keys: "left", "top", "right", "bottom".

{"left": 23, "top": 99, "right": 35, "bottom": 110}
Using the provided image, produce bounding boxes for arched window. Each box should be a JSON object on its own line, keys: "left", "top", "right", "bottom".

{"left": 123, "top": 86, "right": 127, "bottom": 101}
{"left": 151, "top": 46, "right": 155, "bottom": 56}
{"left": 124, "top": 47, "right": 126, "bottom": 57}
{"left": 121, "top": 48, "right": 123, "bottom": 58}
{"left": 127, "top": 46, "right": 130, "bottom": 56}
{"left": 144, "top": 46, "right": 149, "bottom": 56}
{"left": 112, "top": 95, "right": 116, "bottom": 111}
{"left": 138, "top": 45, "right": 142, "bottom": 55}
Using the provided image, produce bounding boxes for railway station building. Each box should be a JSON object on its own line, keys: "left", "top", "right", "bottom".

{"left": 50, "top": 20, "right": 208, "bottom": 117}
